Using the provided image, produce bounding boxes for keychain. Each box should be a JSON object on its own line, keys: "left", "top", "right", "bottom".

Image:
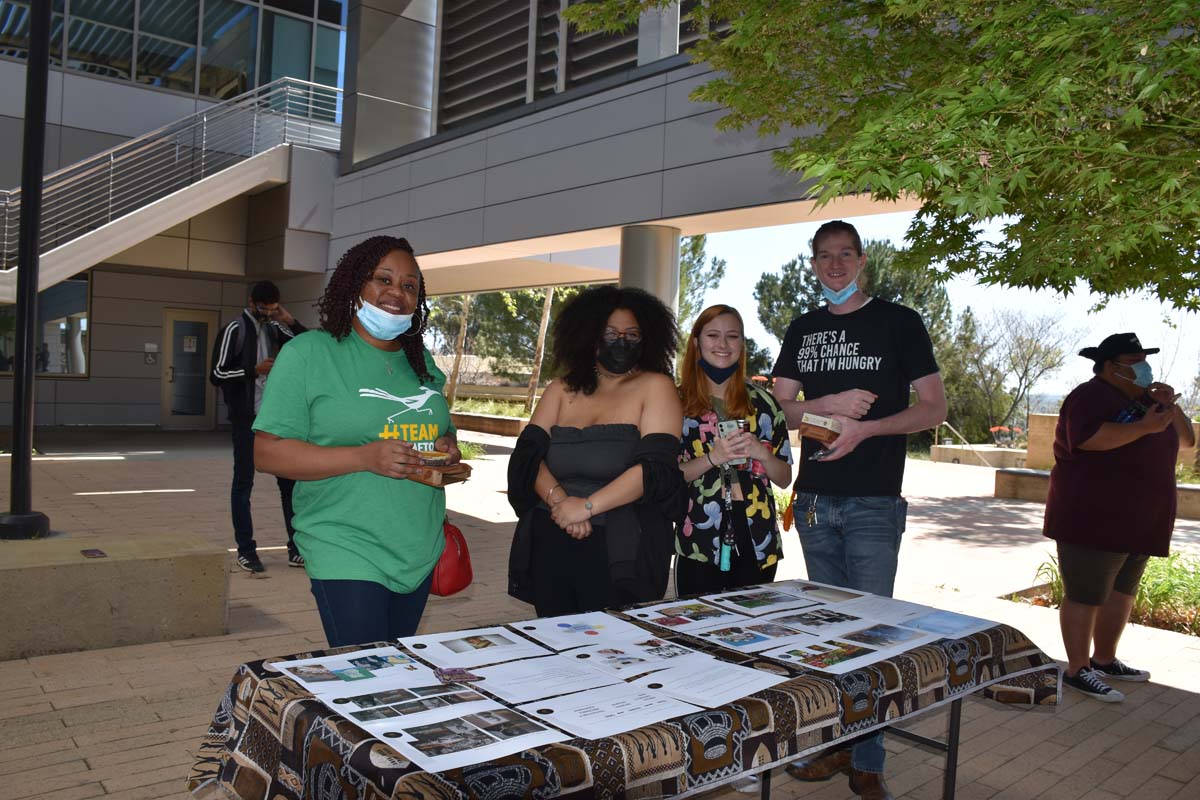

{"left": 718, "top": 463, "right": 735, "bottom": 572}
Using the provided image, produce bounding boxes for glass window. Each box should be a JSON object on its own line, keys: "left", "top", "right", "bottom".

{"left": 317, "top": 0, "right": 346, "bottom": 26}
{"left": 265, "top": 0, "right": 314, "bottom": 16}
{"left": 199, "top": 0, "right": 257, "bottom": 99}
{"left": 66, "top": 1, "right": 134, "bottom": 81}
{"left": 260, "top": 11, "right": 311, "bottom": 85}
{"left": 0, "top": 277, "right": 90, "bottom": 377}
{"left": 0, "top": 1, "right": 29, "bottom": 60}
{"left": 313, "top": 24, "right": 342, "bottom": 120}
{"left": 137, "top": 33, "right": 195, "bottom": 93}
{"left": 138, "top": 0, "right": 198, "bottom": 41}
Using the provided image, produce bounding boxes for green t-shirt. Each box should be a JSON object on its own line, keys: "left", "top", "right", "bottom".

{"left": 252, "top": 329, "right": 454, "bottom": 593}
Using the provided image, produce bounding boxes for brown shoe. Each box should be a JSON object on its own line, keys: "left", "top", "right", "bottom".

{"left": 784, "top": 748, "right": 851, "bottom": 781}
{"left": 848, "top": 769, "right": 895, "bottom": 800}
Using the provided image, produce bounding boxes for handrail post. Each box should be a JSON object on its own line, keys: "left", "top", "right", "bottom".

{"left": 108, "top": 152, "right": 114, "bottom": 223}
{"left": 200, "top": 113, "right": 207, "bottom": 179}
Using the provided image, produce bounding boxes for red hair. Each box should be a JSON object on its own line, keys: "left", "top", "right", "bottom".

{"left": 679, "top": 305, "right": 752, "bottom": 420}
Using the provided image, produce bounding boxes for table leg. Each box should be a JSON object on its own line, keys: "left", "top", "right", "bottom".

{"left": 760, "top": 767, "right": 772, "bottom": 800}
{"left": 887, "top": 697, "right": 963, "bottom": 800}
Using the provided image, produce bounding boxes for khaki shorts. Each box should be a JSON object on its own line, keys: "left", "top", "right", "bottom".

{"left": 1056, "top": 540, "right": 1149, "bottom": 606}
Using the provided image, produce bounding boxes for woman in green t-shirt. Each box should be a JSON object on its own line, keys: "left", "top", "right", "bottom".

{"left": 253, "top": 236, "right": 460, "bottom": 647}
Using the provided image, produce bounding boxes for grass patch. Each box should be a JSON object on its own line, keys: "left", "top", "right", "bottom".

{"left": 1178, "top": 462, "right": 1200, "bottom": 485}
{"left": 1016, "top": 552, "right": 1200, "bottom": 637}
{"left": 451, "top": 397, "right": 530, "bottom": 418}
{"left": 457, "top": 440, "right": 487, "bottom": 460}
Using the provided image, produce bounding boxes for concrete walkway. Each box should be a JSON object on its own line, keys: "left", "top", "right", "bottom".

{"left": 1, "top": 430, "right": 1199, "bottom": 799}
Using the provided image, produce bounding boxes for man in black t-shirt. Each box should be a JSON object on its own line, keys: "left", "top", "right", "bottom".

{"left": 772, "top": 221, "right": 946, "bottom": 800}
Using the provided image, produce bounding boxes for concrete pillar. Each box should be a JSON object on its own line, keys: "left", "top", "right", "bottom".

{"left": 619, "top": 225, "right": 680, "bottom": 314}
{"left": 66, "top": 316, "right": 85, "bottom": 373}
{"left": 637, "top": 3, "right": 680, "bottom": 65}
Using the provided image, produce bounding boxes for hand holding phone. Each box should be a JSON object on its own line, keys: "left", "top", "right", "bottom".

{"left": 717, "top": 419, "right": 748, "bottom": 466}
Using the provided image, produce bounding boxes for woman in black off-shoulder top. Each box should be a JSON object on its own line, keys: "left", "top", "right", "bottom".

{"left": 507, "top": 286, "right": 687, "bottom": 617}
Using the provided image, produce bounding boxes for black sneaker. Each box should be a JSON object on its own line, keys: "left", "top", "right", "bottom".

{"left": 288, "top": 551, "right": 305, "bottom": 568}
{"left": 237, "top": 554, "right": 266, "bottom": 573}
{"left": 1090, "top": 657, "right": 1150, "bottom": 682}
{"left": 1063, "top": 667, "right": 1125, "bottom": 703}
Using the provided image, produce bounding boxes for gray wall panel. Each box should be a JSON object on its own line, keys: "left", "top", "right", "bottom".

{"left": 486, "top": 74, "right": 669, "bottom": 137}
{"left": 410, "top": 171, "right": 484, "bottom": 222}
{"left": 332, "top": 203, "right": 363, "bottom": 240}
{"left": 51, "top": 403, "right": 160, "bottom": 426}
{"left": 0, "top": 114, "right": 23, "bottom": 186}
{"left": 483, "top": 174, "right": 663, "bottom": 244}
{"left": 661, "top": 150, "right": 812, "bottom": 218}
{"left": 334, "top": 176, "right": 364, "bottom": 208}
{"left": 362, "top": 162, "right": 411, "bottom": 201}
{"left": 662, "top": 109, "right": 792, "bottom": 170}
{"left": 288, "top": 148, "right": 338, "bottom": 234}
{"left": 58, "top": 127, "right": 129, "bottom": 167}
{"left": 411, "top": 140, "right": 486, "bottom": 187}
{"left": 665, "top": 71, "right": 723, "bottom": 121}
{"left": 89, "top": 323, "right": 161, "bottom": 353}
{"left": 408, "top": 210, "right": 483, "bottom": 253}
{"left": 60, "top": 73, "right": 199, "bottom": 138}
{"left": 360, "top": 190, "right": 410, "bottom": 232}
{"left": 483, "top": 126, "right": 665, "bottom": 206}
{"left": 92, "top": 271, "right": 224, "bottom": 305}
{"left": 485, "top": 87, "right": 667, "bottom": 166}
{"left": 89, "top": 350, "right": 160, "bottom": 379}
{"left": 55, "top": 377, "right": 161, "bottom": 404}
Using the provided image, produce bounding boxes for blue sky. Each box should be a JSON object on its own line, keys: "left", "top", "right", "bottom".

{"left": 703, "top": 210, "right": 1200, "bottom": 396}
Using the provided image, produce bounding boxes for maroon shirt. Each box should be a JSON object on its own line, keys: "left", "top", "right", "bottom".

{"left": 1043, "top": 377, "right": 1179, "bottom": 555}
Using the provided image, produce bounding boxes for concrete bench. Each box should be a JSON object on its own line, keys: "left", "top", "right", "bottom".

{"left": 451, "top": 412, "right": 528, "bottom": 437}
{"left": 0, "top": 533, "right": 228, "bottom": 660}
{"left": 995, "top": 467, "right": 1200, "bottom": 521}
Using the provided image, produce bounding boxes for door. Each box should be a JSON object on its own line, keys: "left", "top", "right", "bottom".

{"left": 161, "top": 308, "right": 219, "bottom": 429}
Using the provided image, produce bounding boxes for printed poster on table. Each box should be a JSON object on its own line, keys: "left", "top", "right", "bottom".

{"left": 507, "top": 612, "right": 651, "bottom": 651}
{"left": 898, "top": 609, "right": 995, "bottom": 638}
{"left": 471, "top": 654, "right": 623, "bottom": 704}
{"left": 517, "top": 683, "right": 702, "bottom": 740}
{"left": 629, "top": 658, "right": 789, "bottom": 707}
{"left": 760, "top": 606, "right": 866, "bottom": 638}
{"left": 373, "top": 707, "right": 567, "bottom": 773}
{"left": 773, "top": 579, "right": 865, "bottom": 605}
{"left": 567, "top": 636, "right": 712, "bottom": 677}
{"left": 699, "top": 588, "right": 820, "bottom": 617}
{"left": 692, "top": 620, "right": 812, "bottom": 653}
{"left": 399, "top": 626, "right": 551, "bottom": 669}
{"left": 274, "top": 646, "right": 437, "bottom": 697}
{"left": 626, "top": 600, "right": 751, "bottom": 633}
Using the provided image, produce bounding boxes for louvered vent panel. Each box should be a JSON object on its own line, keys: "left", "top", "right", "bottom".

{"left": 438, "top": 0, "right": 530, "bottom": 130}
{"left": 533, "top": 0, "right": 559, "bottom": 99}
{"left": 679, "top": 0, "right": 730, "bottom": 52}
{"left": 564, "top": 0, "right": 637, "bottom": 89}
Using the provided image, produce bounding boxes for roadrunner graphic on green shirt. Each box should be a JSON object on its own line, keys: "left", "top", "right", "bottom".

{"left": 360, "top": 386, "right": 443, "bottom": 447}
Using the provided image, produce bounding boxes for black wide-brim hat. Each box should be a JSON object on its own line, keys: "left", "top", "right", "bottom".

{"left": 1078, "top": 332, "right": 1160, "bottom": 362}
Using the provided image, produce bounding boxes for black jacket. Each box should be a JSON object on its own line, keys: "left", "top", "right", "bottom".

{"left": 210, "top": 309, "right": 306, "bottom": 421}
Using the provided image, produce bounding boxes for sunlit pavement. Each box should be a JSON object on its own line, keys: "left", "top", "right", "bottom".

{"left": 1, "top": 430, "right": 1198, "bottom": 799}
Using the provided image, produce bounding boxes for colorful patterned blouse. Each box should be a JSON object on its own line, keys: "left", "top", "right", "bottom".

{"left": 677, "top": 382, "right": 793, "bottom": 569}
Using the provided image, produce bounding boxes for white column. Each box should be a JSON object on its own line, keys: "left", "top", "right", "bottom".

{"left": 637, "top": 3, "right": 680, "bottom": 65}
{"left": 66, "top": 316, "right": 85, "bottom": 374}
{"left": 619, "top": 224, "right": 680, "bottom": 314}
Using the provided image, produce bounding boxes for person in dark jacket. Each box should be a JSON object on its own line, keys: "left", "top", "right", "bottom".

{"left": 210, "top": 280, "right": 306, "bottom": 572}
{"left": 506, "top": 286, "right": 687, "bottom": 616}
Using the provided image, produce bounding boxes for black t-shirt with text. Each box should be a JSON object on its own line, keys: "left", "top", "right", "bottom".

{"left": 772, "top": 299, "right": 939, "bottom": 496}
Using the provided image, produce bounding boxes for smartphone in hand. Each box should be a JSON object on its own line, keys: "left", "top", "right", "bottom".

{"left": 717, "top": 419, "right": 747, "bottom": 466}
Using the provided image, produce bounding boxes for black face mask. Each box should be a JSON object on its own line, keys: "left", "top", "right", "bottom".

{"left": 699, "top": 357, "right": 738, "bottom": 384}
{"left": 597, "top": 339, "right": 642, "bottom": 374}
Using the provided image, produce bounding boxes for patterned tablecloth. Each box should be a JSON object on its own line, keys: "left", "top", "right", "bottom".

{"left": 188, "top": 615, "right": 1060, "bottom": 799}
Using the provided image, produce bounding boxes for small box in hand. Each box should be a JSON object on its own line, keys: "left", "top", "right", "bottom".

{"left": 409, "top": 461, "right": 472, "bottom": 488}
{"left": 798, "top": 413, "right": 841, "bottom": 446}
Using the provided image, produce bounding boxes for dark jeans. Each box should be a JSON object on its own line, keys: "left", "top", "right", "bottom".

{"left": 310, "top": 574, "right": 433, "bottom": 647}
{"left": 231, "top": 415, "right": 296, "bottom": 558}
{"left": 675, "top": 500, "right": 778, "bottom": 597}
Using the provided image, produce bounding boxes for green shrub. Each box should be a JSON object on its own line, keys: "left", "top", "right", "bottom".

{"left": 457, "top": 440, "right": 487, "bottom": 460}
{"left": 451, "top": 397, "right": 530, "bottom": 418}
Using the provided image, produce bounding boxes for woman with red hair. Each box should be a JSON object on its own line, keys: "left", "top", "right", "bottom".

{"left": 676, "top": 305, "right": 793, "bottom": 595}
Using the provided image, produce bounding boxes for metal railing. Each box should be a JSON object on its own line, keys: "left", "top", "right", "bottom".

{"left": 0, "top": 77, "right": 342, "bottom": 272}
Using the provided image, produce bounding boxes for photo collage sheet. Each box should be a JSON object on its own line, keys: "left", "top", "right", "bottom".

{"left": 273, "top": 582, "right": 996, "bottom": 773}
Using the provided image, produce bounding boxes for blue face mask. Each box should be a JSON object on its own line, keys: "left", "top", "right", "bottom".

{"left": 1120, "top": 360, "right": 1154, "bottom": 388}
{"left": 357, "top": 299, "right": 413, "bottom": 340}
{"left": 821, "top": 279, "right": 859, "bottom": 306}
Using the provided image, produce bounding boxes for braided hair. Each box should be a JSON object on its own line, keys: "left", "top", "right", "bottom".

{"left": 318, "top": 235, "right": 433, "bottom": 383}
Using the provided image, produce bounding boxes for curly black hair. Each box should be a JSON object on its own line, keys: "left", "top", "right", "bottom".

{"left": 550, "top": 285, "right": 679, "bottom": 395}
{"left": 317, "top": 235, "right": 433, "bottom": 383}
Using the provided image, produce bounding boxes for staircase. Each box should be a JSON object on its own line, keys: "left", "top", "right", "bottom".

{"left": 0, "top": 77, "right": 342, "bottom": 302}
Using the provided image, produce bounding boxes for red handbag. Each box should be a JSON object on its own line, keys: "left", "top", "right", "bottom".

{"left": 431, "top": 519, "right": 472, "bottom": 596}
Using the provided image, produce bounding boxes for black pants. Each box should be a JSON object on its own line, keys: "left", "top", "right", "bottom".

{"left": 231, "top": 415, "right": 297, "bottom": 558}
{"left": 675, "top": 500, "right": 777, "bottom": 597}
{"left": 530, "top": 511, "right": 638, "bottom": 617}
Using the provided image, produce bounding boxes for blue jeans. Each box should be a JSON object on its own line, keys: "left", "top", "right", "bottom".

{"left": 310, "top": 573, "right": 433, "bottom": 648}
{"left": 795, "top": 492, "right": 907, "bottom": 774}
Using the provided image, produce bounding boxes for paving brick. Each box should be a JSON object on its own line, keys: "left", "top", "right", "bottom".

{"left": 20, "top": 784, "right": 107, "bottom": 800}
{"left": 1043, "top": 731, "right": 1125, "bottom": 777}
{"left": 1103, "top": 746, "right": 1179, "bottom": 796}
{"left": 1040, "top": 758, "right": 1124, "bottom": 800}
{"left": 1160, "top": 739, "right": 1200, "bottom": 783}
{"left": 991, "top": 768, "right": 1063, "bottom": 800}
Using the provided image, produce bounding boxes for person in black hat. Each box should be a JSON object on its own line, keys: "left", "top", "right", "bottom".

{"left": 1044, "top": 332, "right": 1194, "bottom": 703}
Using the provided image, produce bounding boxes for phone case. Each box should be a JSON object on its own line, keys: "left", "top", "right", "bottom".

{"left": 716, "top": 420, "right": 747, "bottom": 465}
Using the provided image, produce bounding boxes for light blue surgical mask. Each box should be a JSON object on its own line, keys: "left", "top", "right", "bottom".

{"left": 357, "top": 299, "right": 413, "bottom": 339}
{"left": 821, "top": 279, "right": 859, "bottom": 305}
{"left": 1119, "top": 360, "right": 1154, "bottom": 388}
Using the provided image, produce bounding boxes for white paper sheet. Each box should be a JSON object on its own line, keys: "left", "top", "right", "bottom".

{"left": 399, "top": 626, "right": 551, "bottom": 668}
{"left": 760, "top": 606, "right": 866, "bottom": 637}
{"left": 836, "top": 596, "right": 932, "bottom": 623}
{"left": 630, "top": 658, "right": 789, "bottom": 707}
{"left": 691, "top": 620, "right": 813, "bottom": 653}
{"left": 773, "top": 579, "right": 865, "bottom": 604}
{"left": 699, "top": 588, "right": 821, "bottom": 616}
{"left": 472, "top": 655, "right": 623, "bottom": 704}
{"left": 626, "top": 600, "right": 752, "bottom": 633}
{"left": 374, "top": 708, "right": 567, "bottom": 772}
{"left": 838, "top": 623, "right": 938, "bottom": 651}
{"left": 506, "top": 612, "right": 651, "bottom": 651}
{"left": 347, "top": 687, "right": 498, "bottom": 729}
{"left": 567, "top": 636, "right": 713, "bottom": 677}
{"left": 274, "top": 646, "right": 438, "bottom": 697}
{"left": 518, "top": 684, "right": 702, "bottom": 740}
{"left": 896, "top": 609, "right": 996, "bottom": 638}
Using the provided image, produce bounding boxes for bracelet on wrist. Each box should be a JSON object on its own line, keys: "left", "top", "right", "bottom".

{"left": 546, "top": 484, "right": 564, "bottom": 505}
{"left": 584, "top": 498, "right": 594, "bottom": 517}
{"left": 706, "top": 451, "right": 716, "bottom": 468}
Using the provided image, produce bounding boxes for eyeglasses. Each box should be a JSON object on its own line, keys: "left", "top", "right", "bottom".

{"left": 601, "top": 327, "right": 642, "bottom": 344}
